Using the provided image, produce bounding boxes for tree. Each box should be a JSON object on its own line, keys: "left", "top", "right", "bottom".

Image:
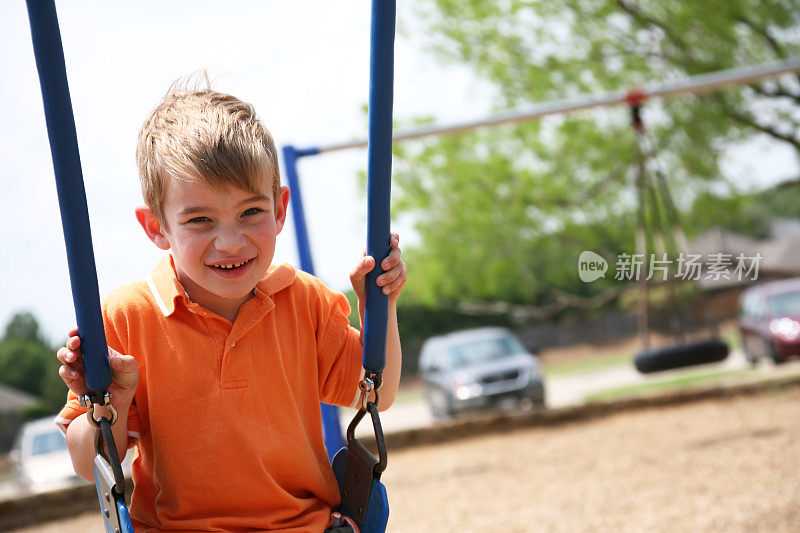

{"left": 3, "top": 311, "right": 45, "bottom": 344}
{"left": 392, "top": 0, "right": 799, "bottom": 312}
{"left": 0, "top": 312, "right": 66, "bottom": 414}
{"left": 416, "top": 0, "right": 799, "bottom": 148}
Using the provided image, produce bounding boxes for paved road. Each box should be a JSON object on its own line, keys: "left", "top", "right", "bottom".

{"left": 346, "top": 348, "right": 800, "bottom": 437}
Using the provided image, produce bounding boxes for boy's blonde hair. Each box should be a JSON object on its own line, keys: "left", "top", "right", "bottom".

{"left": 137, "top": 79, "right": 280, "bottom": 223}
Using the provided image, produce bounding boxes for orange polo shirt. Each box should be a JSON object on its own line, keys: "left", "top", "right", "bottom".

{"left": 57, "top": 255, "right": 364, "bottom": 532}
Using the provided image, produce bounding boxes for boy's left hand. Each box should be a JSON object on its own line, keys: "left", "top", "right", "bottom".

{"left": 350, "top": 232, "right": 407, "bottom": 305}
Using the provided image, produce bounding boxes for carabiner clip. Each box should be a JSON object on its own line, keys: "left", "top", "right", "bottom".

{"left": 346, "top": 401, "right": 388, "bottom": 474}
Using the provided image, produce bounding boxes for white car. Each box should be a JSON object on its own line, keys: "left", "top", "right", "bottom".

{"left": 11, "top": 416, "right": 133, "bottom": 494}
{"left": 11, "top": 416, "right": 85, "bottom": 493}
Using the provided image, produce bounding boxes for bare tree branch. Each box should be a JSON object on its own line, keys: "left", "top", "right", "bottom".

{"left": 750, "top": 84, "right": 800, "bottom": 106}
{"left": 721, "top": 102, "right": 800, "bottom": 149}
{"left": 734, "top": 15, "right": 788, "bottom": 59}
{"left": 616, "top": 0, "right": 699, "bottom": 70}
{"left": 551, "top": 166, "right": 628, "bottom": 208}
{"left": 735, "top": 14, "right": 800, "bottom": 87}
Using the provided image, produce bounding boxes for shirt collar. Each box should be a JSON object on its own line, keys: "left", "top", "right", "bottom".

{"left": 256, "top": 262, "right": 297, "bottom": 298}
{"left": 146, "top": 254, "right": 297, "bottom": 317}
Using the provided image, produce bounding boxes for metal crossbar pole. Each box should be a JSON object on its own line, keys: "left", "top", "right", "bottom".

{"left": 288, "top": 56, "right": 799, "bottom": 456}
{"left": 314, "top": 57, "right": 800, "bottom": 154}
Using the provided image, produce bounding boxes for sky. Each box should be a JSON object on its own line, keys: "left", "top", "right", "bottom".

{"left": 1, "top": 2, "right": 797, "bottom": 345}
{"left": 0, "top": 1, "right": 496, "bottom": 343}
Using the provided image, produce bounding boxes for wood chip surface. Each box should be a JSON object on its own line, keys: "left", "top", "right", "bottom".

{"left": 14, "top": 387, "right": 800, "bottom": 532}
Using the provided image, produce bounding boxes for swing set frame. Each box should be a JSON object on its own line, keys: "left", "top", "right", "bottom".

{"left": 288, "top": 56, "right": 800, "bottom": 447}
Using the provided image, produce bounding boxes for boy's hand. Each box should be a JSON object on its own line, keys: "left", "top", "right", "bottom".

{"left": 350, "top": 232, "right": 407, "bottom": 305}
{"left": 56, "top": 327, "right": 139, "bottom": 402}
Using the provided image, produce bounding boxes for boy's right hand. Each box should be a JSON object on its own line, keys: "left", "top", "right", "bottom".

{"left": 56, "top": 327, "right": 139, "bottom": 401}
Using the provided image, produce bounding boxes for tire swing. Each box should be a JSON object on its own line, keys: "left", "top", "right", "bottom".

{"left": 625, "top": 92, "right": 729, "bottom": 374}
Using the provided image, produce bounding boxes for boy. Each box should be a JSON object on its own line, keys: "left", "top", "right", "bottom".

{"left": 55, "top": 84, "right": 406, "bottom": 532}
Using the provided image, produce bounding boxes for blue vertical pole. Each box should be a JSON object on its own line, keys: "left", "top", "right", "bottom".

{"left": 362, "top": 0, "right": 396, "bottom": 378}
{"left": 26, "top": 0, "right": 111, "bottom": 400}
{"left": 282, "top": 146, "right": 318, "bottom": 275}
{"left": 282, "top": 145, "right": 346, "bottom": 459}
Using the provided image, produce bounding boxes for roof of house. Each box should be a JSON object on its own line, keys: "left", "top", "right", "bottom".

{"left": 0, "top": 382, "right": 38, "bottom": 414}
{"left": 688, "top": 227, "right": 800, "bottom": 289}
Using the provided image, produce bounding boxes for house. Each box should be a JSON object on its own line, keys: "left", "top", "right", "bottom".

{"left": 686, "top": 224, "right": 800, "bottom": 318}
{"left": 0, "top": 383, "right": 38, "bottom": 452}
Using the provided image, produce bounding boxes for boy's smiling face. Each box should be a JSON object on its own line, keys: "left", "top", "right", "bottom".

{"left": 137, "top": 176, "right": 290, "bottom": 321}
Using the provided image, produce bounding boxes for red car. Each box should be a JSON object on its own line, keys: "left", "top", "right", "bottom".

{"left": 739, "top": 277, "right": 800, "bottom": 364}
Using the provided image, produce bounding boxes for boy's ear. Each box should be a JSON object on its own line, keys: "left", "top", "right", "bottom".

{"left": 275, "top": 186, "right": 291, "bottom": 235}
{"left": 135, "top": 206, "right": 171, "bottom": 250}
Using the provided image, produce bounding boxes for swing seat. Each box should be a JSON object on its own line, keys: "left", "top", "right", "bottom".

{"left": 94, "top": 459, "right": 134, "bottom": 533}
{"left": 634, "top": 338, "right": 729, "bottom": 373}
{"left": 332, "top": 446, "right": 390, "bottom": 533}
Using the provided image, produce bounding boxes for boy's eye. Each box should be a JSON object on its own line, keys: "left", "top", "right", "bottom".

{"left": 187, "top": 216, "right": 211, "bottom": 224}
{"left": 242, "top": 207, "right": 263, "bottom": 217}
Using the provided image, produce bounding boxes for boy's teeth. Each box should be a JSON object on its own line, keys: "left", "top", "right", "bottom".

{"left": 215, "top": 260, "right": 247, "bottom": 270}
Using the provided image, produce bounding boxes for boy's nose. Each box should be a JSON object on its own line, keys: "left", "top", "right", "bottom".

{"left": 214, "top": 227, "right": 247, "bottom": 253}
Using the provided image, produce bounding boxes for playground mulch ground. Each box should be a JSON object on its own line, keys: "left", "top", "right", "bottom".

{"left": 15, "top": 384, "right": 800, "bottom": 532}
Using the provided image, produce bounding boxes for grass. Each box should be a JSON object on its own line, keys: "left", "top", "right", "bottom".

{"left": 542, "top": 322, "right": 743, "bottom": 378}
{"left": 721, "top": 327, "right": 743, "bottom": 350}
{"left": 394, "top": 383, "right": 424, "bottom": 404}
{"left": 584, "top": 368, "right": 754, "bottom": 403}
{"left": 542, "top": 350, "right": 634, "bottom": 377}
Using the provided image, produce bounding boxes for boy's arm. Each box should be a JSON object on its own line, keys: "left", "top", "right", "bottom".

{"left": 65, "top": 392, "right": 135, "bottom": 481}
{"left": 350, "top": 232, "right": 407, "bottom": 411}
{"left": 377, "top": 302, "right": 401, "bottom": 411}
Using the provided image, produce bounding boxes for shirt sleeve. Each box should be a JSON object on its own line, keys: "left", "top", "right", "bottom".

{"left": 54, "top": 299, "right": 141, "bottom": 448}
{"left": 316, "top": 288, "right": 364, "bottom": 408}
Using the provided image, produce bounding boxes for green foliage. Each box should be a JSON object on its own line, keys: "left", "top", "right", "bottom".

{"left": 0, "top": 312, "right": 67, "bottom": 415}
{"left": 758, "top": 179, "right": 800, "bottom": 220}
{"left": 392, "top": 0, "right": 800, "bottom": 313}
{"left": 393, "top": 119, "right": 638, "bottom": 307}
{"left": 420, "top": 0, "right": 800, "bottom": 105}
{"left": 684, "top": 190, "right": 773, "bottom": 239}
{"left": 0, "top": 338, "right": 52, "bottom": 397}
{"left": 3, "top": 312, "right": 46, "bottom": 344}
{"left": 683, "top": 179, "right": 800, "bottom": 239}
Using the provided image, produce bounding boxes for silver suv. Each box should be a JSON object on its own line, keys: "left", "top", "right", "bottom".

{"left": 419, "top": 327, "right": 545, "bottom": 419}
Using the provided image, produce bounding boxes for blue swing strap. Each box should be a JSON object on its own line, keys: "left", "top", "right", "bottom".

{"left": 25, "top": 0, "right": 112, "bottom": 401}
{"left": 335, "top": 1, "right": 395, "bottom": 532}
{"left": 26, "top": 2, "right": 133, "bottom": 532}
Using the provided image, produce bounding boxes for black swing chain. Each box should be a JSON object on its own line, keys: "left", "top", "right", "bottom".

{"left": 96, "top": 415, "right": 127, "bottom": 496}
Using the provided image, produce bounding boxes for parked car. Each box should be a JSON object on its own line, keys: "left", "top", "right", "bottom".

{"left": 739, "top": 277, "right": 800, "bottom": 364}
{"left": 419, "top": 327, "right": 545, "bottom": 419}
{"left": 10, "top": 416, "right": 85, "bottom": 494}
{"left": 11, "top": 416, "right": 134, "bottom": 494}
